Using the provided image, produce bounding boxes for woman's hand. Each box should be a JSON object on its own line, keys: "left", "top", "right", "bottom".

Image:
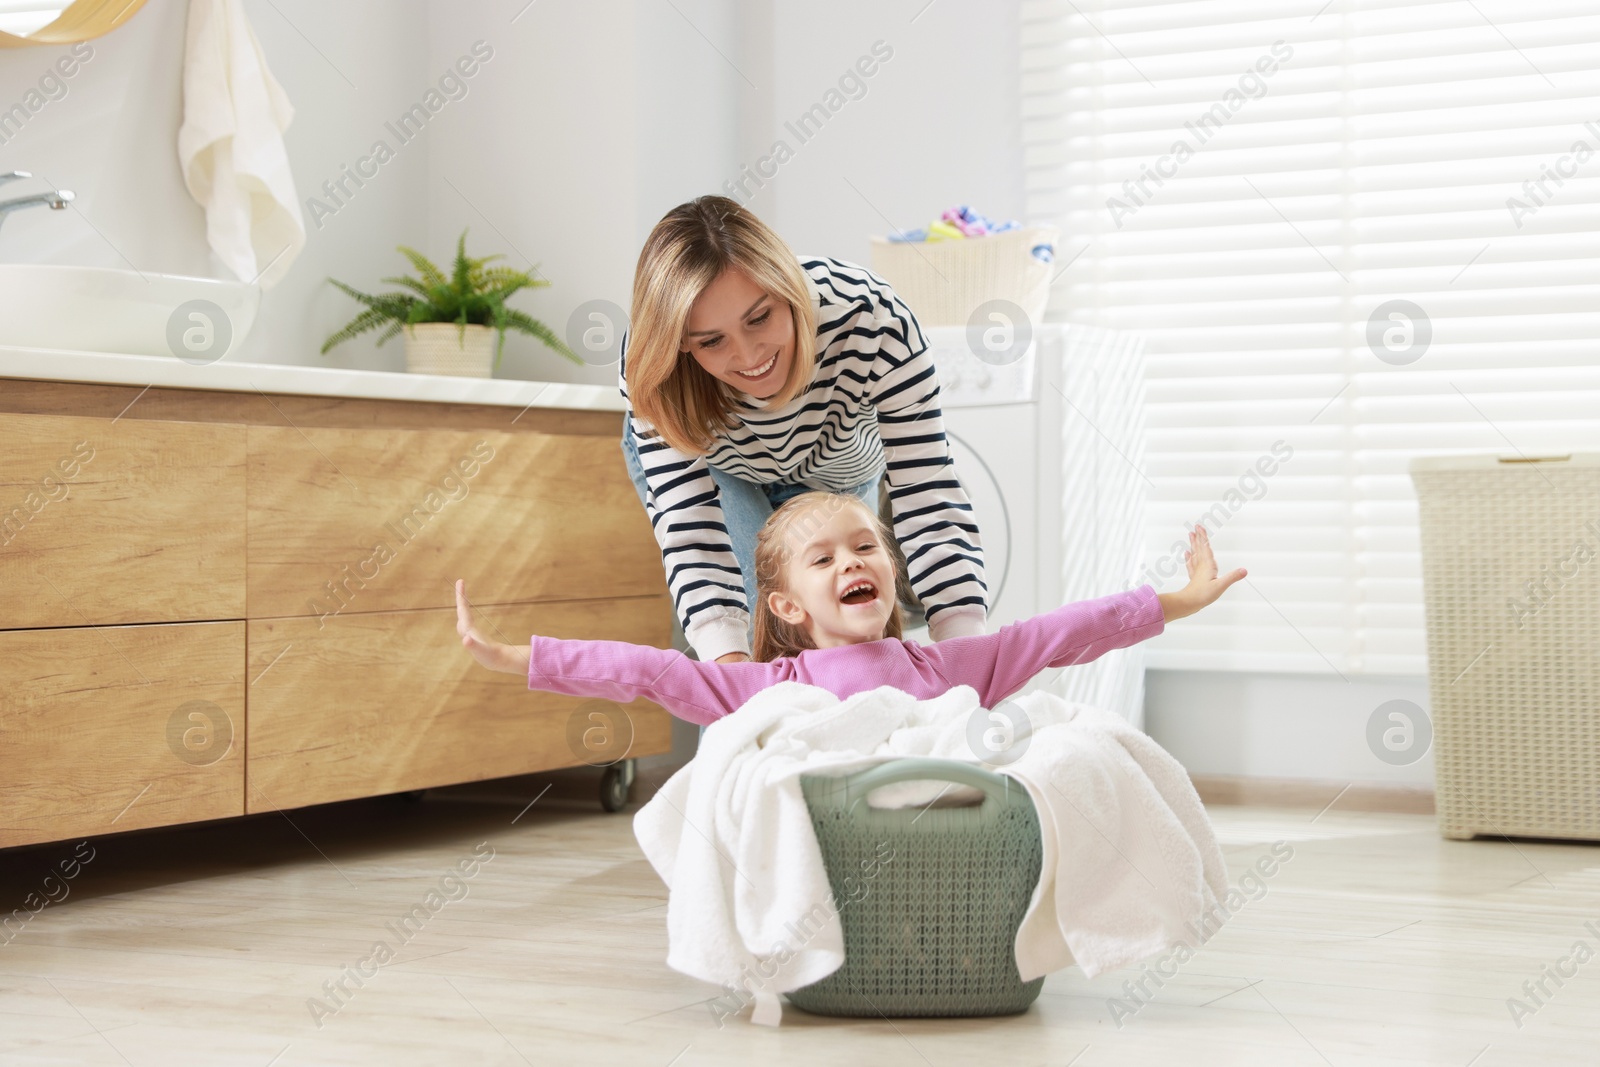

{"left": 455, "top": 579, "right": 531, "bottom": 674}
{"left": 1157, "top": 523, "right": 1247, "bottom": 623}
{"left": 715, "top": 652, "right": 752, "bottom": 665}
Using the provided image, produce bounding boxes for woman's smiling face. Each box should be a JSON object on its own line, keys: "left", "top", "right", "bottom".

{"left": 682, "top": 268, "right": 795, "bottom": 399}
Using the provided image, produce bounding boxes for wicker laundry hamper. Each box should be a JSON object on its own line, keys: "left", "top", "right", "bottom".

{"left": 1409, "top": 453, "right": 1600, "bottom": 841}
{"left": 785, "top": 758, "right": 1046, "bottom": 1017}
{"left": 869, "top": 227, "right": 1058, "bottom": 328}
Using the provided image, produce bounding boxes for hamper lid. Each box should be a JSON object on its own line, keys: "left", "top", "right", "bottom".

{"left": 1408, "top": 452, "right": 1600, "bottom": 474}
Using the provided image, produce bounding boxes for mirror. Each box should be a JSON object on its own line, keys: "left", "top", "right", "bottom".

{"left": 0, "top": 0, "right": 147, "bottom": 48}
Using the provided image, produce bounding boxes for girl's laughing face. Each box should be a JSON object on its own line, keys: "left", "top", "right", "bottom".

{"left": 766, "top": 499, "right": 898, "bottom": 648}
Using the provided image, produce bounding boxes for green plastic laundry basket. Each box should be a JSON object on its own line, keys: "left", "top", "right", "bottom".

{"left": 785, "top": 758, "right": 1046, "bottom": 1017}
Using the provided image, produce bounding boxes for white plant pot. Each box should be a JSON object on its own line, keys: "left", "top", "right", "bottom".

{"left": 404, "top": 322, "right": 495, "bottom": 378}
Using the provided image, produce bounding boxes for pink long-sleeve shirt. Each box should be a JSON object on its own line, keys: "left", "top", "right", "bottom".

{"left": 526, "top": 585, "right": 1165, "bottom": 726}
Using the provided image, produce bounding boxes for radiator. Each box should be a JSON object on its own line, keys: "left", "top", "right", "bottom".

{"left": 1054, "top": 324, "right": 1149, "bottom": 728}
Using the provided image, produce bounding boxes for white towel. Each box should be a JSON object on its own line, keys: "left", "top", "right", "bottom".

{"left": 633, "top": 683, "right": 1229, "bottom": 1026}
{"left": 177, "top": 0, "right": 304, "bottom": 289}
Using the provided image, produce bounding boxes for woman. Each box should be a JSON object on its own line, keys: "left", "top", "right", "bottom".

{"left": 618, "top": 195, "right": 989, "bottom": 665}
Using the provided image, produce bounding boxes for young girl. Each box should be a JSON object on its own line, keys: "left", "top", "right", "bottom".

{"left": 455, "top": 492, "right": 1245, "bottom": 725}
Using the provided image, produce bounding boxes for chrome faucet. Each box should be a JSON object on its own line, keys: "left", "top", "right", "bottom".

{"left": 0, "top": 172, "right": 75, "bottom": 234}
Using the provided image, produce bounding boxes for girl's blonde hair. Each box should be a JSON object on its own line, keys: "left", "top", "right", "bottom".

{"left": 626, "top": 195, "right": 819, "bottom": 456}
{"left": 752, "top": 491, "right": 904, "bottom": 662}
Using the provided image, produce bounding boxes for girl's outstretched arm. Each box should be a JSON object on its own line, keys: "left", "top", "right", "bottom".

{"left": 454, "top": 579, "right": 777, "bottom": 727}
{"left": 918, "top": 521, "right": 1245, "bottom": 708}
{"left": 919, "top": 586, "right": 1165, "bottom": 710}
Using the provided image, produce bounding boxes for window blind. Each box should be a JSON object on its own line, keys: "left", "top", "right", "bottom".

{"left": 1022, "top": 0, "right": 1600, "bottom": 676}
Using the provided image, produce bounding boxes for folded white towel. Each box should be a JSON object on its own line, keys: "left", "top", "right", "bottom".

{"left": 632, "top": 683, "right": 1229, "bottom": 1026}
{"left": 176, "top": 0, "right": 304, "bottom": 289}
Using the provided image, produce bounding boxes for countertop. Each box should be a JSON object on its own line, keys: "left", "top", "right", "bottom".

{"left": 0, "top": 345, "right": 626, "bottom": 412}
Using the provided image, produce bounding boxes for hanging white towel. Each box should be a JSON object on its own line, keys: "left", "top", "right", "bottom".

{"left": 632, "top": 683, "right": 1230, "bottom": 1026}
{"left": 176, "top": 0, "right": 304, "bottom": 289}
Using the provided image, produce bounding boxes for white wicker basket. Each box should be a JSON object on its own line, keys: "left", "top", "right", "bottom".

{"left": 869, "top": 227, "right": 1058, "bottom": 328}
{"left": 404, "top": 323, "right": 495, "bottom": 378}
{"left": 1409, "top": 452, "right": 1600, "bottom": 841}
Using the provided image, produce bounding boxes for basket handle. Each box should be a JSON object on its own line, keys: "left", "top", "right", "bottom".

{"left": 838, "top": 757, "right": 1018, "bottom": 809}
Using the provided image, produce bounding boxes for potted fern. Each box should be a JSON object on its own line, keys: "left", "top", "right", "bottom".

{"left": 321, "top": 230, "right": 580, "bottom": 377}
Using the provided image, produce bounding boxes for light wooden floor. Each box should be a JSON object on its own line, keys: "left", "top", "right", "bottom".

{"left": 2, "top": 770, "right": 1598, "bottom": 1066}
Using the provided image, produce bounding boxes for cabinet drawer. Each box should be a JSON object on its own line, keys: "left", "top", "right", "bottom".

{"left": 0, "top": 413, "right": 246, "bottom": 628}
{"left": 0, "top": 622, "right": 245, "bottom": 848}
{"left": 246, "top": 424, "right": 665, "bottom": 619}
{"left": 246, "top": 596, "right": 675, "bottom": 810}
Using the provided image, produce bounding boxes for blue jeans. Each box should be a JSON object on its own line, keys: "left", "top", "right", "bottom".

{"left": 620, "top": 426, "right": 881, "bottom": 658}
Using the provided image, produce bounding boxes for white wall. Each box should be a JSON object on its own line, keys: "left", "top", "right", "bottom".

{"left": 1146, "top": 669, "right": 1434, "bottom": 786}
{"left": 737, "top": 0, "right": 1025, "bottom": 267}
{"left": 257, "top": 0, "right": 433, "bottom": 372}
{"left": 420, "top": 0, "right": 740, "bottom": 387}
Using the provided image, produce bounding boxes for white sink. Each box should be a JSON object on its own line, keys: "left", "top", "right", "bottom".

{"left": 0, "top": 264, "right": 260, "bottom": 362}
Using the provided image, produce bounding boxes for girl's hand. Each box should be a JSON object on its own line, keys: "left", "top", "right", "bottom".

{"left": 455, "top": 579, "right": 531, "bottom": 674}
{"left": 715, "top": 652, "right": 752, "bottom": 665}
{"left": 1157, "top": 523, "right": 1247, "bottom": 623}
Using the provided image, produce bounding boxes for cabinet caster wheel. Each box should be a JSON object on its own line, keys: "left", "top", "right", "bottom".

{"left": 599, "top": 762, "right": 632, "bottom": 812}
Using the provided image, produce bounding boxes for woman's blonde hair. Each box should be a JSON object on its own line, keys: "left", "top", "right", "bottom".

{"left": 752, "top": 491, "right": 904, "bottom": 662}
{"left": 626, "top": 195, "right": 819, "bottom": 456}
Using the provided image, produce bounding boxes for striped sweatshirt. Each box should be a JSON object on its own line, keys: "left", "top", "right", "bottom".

{"left": 620, "top": 255, "right": 989, "bottom": 663}
{"left": 527, "top": 586, "right": 1164, "bottom": 726}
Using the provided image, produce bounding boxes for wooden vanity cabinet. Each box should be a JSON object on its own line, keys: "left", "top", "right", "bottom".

{"left": 0, "top": 380, "right": 673, "bottom": 849}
